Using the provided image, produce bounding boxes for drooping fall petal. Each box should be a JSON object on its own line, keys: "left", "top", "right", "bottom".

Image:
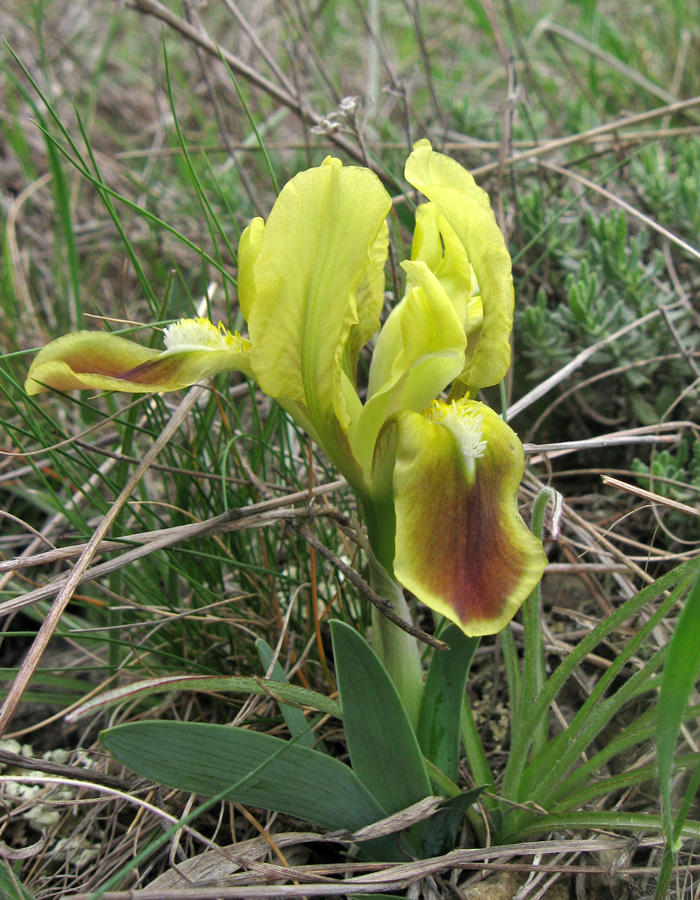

{"left": 25, "top": 320, "right": 251, "bottom": 396}
{"left": 390, "top": 400, "right": 547, "bottom": 636}
{"left": 404, "top": 140, "right": 513, "bottom": 390}
{"left": 25, "top": 331, "right": 161, "bottom": 395}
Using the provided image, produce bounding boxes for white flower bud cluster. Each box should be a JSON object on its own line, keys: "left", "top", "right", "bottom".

{"left": 311, "top": 96, "right": 361, "bottom": 135}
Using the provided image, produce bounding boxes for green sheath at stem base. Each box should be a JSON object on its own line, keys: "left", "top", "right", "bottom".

{"left": 368, "top": 559, "right": 424, "bottom": 729}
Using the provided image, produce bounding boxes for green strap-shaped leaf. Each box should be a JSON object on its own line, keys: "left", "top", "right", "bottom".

{"left": 330, "top": 619, "right": 432, "bottom": 815}
{"left": 416, "top": 623, "right": 479, "bottom": 782}
{"left": 415, "top": 625, "right": 479, "bottom": 857}
{"left": 101, "top": 720, "right": 385, "bottom": 832}
{"left": 256, "top": 638, "right": 323, "bottom": 751}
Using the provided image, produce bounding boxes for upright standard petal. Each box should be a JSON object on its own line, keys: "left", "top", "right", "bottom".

{"left": 405, "top": 140, "right": 513, "bottom": 390}
{"left": 343, "top": 220, "right": 389, "bottom": 387}
{"left": 240, "top": 157, "right": 392, "bottom": 489}
{"left": 25, "top": 319, "right": 251, "bottom": 396}
{"left": 237, "top": 217, "right": 265, "bottom": 323}
{"left": 243, "top": 157, "right": 392, "bottom": 436}
{"left": 390, "top": 400, "right": 547, "bottom": 636}
{"left": 409, "top": 203, "right": 478, "bottom": 334}
{"left": 350, "top": 259, "right": 466, "bottom": 475}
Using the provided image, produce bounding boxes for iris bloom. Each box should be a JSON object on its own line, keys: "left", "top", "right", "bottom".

{"left": 26, "top": 141, "right": 546, "bottom": 641}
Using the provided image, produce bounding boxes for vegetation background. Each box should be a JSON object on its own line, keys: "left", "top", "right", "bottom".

{"left": 1, "top": 0, "right": 700, "bottom": 896}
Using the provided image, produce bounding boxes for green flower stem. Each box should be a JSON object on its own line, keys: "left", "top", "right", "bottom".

{"left": 360, "top": 492, "right": 424, "bottom": 728}
{"left": 368, "top": 560, "right": 424, "bottom": 729}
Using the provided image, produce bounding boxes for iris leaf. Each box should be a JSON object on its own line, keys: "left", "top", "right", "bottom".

{"left": 330, "top": 620, "right": 432, "bottom": 816}
{"left": 101, "top": 720, "right": 385, "bottom": 832}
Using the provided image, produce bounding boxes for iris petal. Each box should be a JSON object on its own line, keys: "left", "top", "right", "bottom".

{"left": 391, "top": 402, "right": 547, "bottom": 636}
{"left": 237, "top": 217, "right": 265, "bottom": 322}
{"left": 410, "top": 203, "right": 472, "bottom": 332}
{"left": 244, "top": 158, "right": 391, "bottom": 426}
{"left": 343, "top": 220, "right": 389, "bottom": 386}
{"left": 404, "top": 140, "right": 514, "bottom": 390}
{"left": 350, "top": 260, "right": 466, "bottom": 475}
{"left": 25, "top": 328, "right": 251, "bottom": 396}
{"left": 241, "top": 156, "right": 391, "bottom": 488}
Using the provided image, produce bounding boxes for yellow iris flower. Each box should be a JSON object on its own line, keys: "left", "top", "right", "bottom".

{"left": 26, "top": 140, "right": 546, "bottom": 638}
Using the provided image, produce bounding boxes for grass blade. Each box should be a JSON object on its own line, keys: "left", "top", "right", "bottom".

{"left": 256, "top": 637, "right": 323, "bottom": 750}
{"left": 655, "top": 569, "right": 700, "bottom": 897}
{"left": 502, "top": 558, "right": 699, "bottom": 800}
{"left": 67, "top": 674, "right": 340, "bottom": 722}
{"left": 416, "top": 624, "right": 478, "bottom": 783}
